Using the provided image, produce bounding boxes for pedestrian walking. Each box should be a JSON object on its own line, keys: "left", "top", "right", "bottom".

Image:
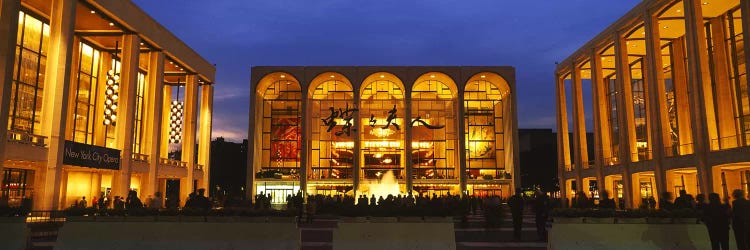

{"left": 508, "top": 188, "right": 524, "bottom": 241}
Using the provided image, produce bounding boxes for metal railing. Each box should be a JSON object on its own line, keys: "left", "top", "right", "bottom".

{"left": 603, "top": 157, "right": 619, "bottom": 166}
{"left": 664, "top": 143, "right": 694, "bottom": 157}
{"left": 131, "top": 153, "right": 149, "bottom": 162}
{"left": 26, "top": 210, "right": 66, "bottom": 223}
{"left": 194, "top": 164, "right": 204, "bottom": 171}
{"left": 710, "top": 135, "right": 742, "bottom": 151}
{"left": 160, "top": 158, "right": 187, "bottom": 168}
{"left": 631, "top": 150, "right": 652, "bottom": 162}
{"left": 565, "top": 164, "right": 575, "bottom": 172}
{"left": 7, "top": 130, "right": 46, "bottom": 147}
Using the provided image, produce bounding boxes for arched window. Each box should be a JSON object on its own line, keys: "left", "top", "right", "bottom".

{"left": 464, "top": 73, "right": 510, "bottom": 181}
{"left": 360, "top": 73, "right": 405, "bottom": 180}
{"left": 309, "top": 73, "right": 355, "bottom": 181}
{"left": 411, "top": 73, "right": 457, "bottom": 180}
{"left": 257, "top": 74, "right": 302, "bottom": 181}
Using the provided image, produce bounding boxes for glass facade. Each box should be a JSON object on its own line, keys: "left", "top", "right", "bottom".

{"left": 360, "top": 76, "right": 405, "bottom": 179}
{"left": 9, "top": 11, "right": 49, "bottom": 135}
{"left": 72, "top": 42, "right": 101, "bottom": 144}
{"left": 132, "top": 72, "right": 146, "bottom": 153}
{"left": 309, "top": 76, "right": 354, "bottom": 180}
{"left": 464, "top": 77, "right": 506, "bottom": 179}
{"left": 258, "top": 78, "right": 302, "bottom": 179}
{"left": 411, "top": 76, "right": 456, "bottom": 180}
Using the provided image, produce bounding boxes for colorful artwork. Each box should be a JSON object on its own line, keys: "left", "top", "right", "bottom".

{"left": 271, "top": 118, "right": 301, "bottom": 160}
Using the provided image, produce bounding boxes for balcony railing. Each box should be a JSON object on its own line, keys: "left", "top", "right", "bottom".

{"left": 194, "top": 164, "right": 204, "bottom": 171}
{"left": 565, "top": 164, "right": 575, "bottom": 172}
{"left": 603, "top": 157, "right": 619, "bottom": 166}
{"left": 710, "top": 135, "right": 742, "bottom": 151}
{"left": 160, "top": 158, "right": 187, "bottom": 168}
{"left": 664, "top": 143, "right": 694, "bottom": 157}
{"left": 631, "top": 150, "right": 652, "bottom": 162}
{"left": 131, "top": 153, "right": 149, "bottom": 162}
{"left": 6, "top": 130, "right": 46, "bottom": 147}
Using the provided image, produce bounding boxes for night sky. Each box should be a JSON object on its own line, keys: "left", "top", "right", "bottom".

{"left": 131, "top": 0, "right": 641, "bottom": 142}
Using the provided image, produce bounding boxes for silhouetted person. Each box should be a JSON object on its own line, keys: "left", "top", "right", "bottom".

{"left": 78, "top": 196, "right": 87, "bottom": 208}
{"left": 150, "top": 192, "right": 164, "bottom": 209}
{"left": 598, "top": 190, "right": 615, "bottom": 209}
{"left": 732, "top": 189, "right": 750, "bottom": 250}
{"left": 674, "top": 189, "right": 694, "bottom": 209}
{"left": 696, "top": 194, "right": 707, "bottom": 211}
{"left": 532, "top": 190, "right": 549, "bottom": 241}
{"left": 659, "top": 192, "right": 673, "bottom": 210}
{"left": 508, "top": 188, "right": 524, "bottom": 241}
{"left": 703, "top": 193, "right": 730, "bottom": 250}
{"left": 370, "top": 195, "right": 376, "bottom": 206}
{"left": 190, "top": 189, "right": 211, "bottom": 211}
{"left": 125, "top": 190, "right": 143, "bottom": 211}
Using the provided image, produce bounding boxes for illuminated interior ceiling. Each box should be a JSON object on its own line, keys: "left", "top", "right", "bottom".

{"left": 670, "top": 168, "right": 698, "bottom": 174}
{"left": 412, "top": 72, "right": 457, "bottom": 100}
{"left": 717, "top": 163, "right": 750, "bottom": 170}
{"left": 579, "top": 61, "right": 591, "bottom": 80}
{"left": 464, "top": 73, "right": 510, "bottom": 109}
{"left": 600, "top": 45, "right": 616, "bottom": 78}
{"left": 310, "top": 72, "right": 353, "bottom": 100}
{"left": 360, "top": 72, "right": 404, "bottom": 100}
{"left": 257, "top": 72, "right": 298, "bottom": 97}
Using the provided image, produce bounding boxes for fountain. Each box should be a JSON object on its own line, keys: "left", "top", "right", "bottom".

{"left": 357, "top": 170, "right": 401, "bottom": 203}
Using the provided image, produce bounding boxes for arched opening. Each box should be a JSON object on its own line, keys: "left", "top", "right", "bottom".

{"left": 307, "top": 72, "right": 355, "bottom": 195}
{"left": 253, "top": 72, "right": 302, "bottom": 204}
{"left": 359, "top": 72, "right": 406, "bottom": 184}
{"left": 410, "top": 72, "right": 458, "bottom": 194}
{"left": 464, "top": 72, "right": 512, "bottom": 197}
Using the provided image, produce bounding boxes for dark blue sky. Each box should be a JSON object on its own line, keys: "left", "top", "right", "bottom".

{"left": 132, "top": 0, "right": 640, "bottom": 142}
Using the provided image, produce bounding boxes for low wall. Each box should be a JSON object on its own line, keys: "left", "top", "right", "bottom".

{"left": 549, "top": 223, "right": 736, "bottom": 250}
{"left": 0, "top": 219, "right": 28, "bottom": 250}
{"left": 56, "top": 220, "right": 299, "bottom": 250}
{"left": 334, "top": 220, "right": 455, "bottom": 250}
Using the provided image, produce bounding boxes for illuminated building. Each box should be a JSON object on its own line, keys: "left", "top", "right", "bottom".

{"left": 556, "top": 0, "right": 750, "bottom": 208}
{"left": 248, "top": 67, "right": 519, "bottom": 202}
{"left": 0, "top": 0, "right": 215, "bottom": 209}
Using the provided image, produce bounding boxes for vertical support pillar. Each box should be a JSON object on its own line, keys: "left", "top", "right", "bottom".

{"left": 644, "top": 11, "right": 668, "bottom": 198}
{"left": 160, "top": 86, "right": 171, "bottom": 159}
{"left": 198, "top": 84, "right": 213, "bottom": 194}
{"left": 246, "top": 80, "right": 257, "bottom": 201}
{"left": 39, "top": 0, "right": 76, "bottom": 210}
{"left": 614, "top": 33, "right": 635, "bottom": 208}
{"left": 590, "top": 50, "right": 606, "bottom": 193}
{"left": 353, "top": 86, "right": 361, "bottom": 194}
{"left": 179, "top": 75, "right": 198, "bottom": 205}
{"left": 299, "top": 88, "right": 308, "bottom": 196}
{"left": 743, "top": 1, "right": 750, "bottom": 137}
{"left": 144, "top": 51, "right": 164, "bottom": 199}
{"left": 672, "top": 38, "right": 694, "bottom": 153}
{"left": 570, "top": 62, "right": 587, "bottom": 184}
{"left": 457, "top": 87, "right": 468, "bottom": 195}
{"left": 0, "top": 0, "right": 20, "bottom": 180}
{"left": 112, "top": 34, "right": 140, "bottom": 199}
{"left": 555, "top": 73, "right": 569, "bottom": 206}
{"left": 405, "top": 91, "right": 413, "bottom": 193}
{"left": 684, "top": 0, "right": 713, "bottom": 196}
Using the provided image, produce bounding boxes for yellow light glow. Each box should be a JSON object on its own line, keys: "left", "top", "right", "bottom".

{"left": 364, "top": 141, "right": 401, "bottom": 148}
{"left": 332, "top": 141, "right": 354, "bottom": 149}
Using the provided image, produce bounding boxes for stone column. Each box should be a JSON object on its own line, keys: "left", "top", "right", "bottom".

{"left": 570, "top": 62, "right": 587, "bottom": 184}
{"left": 352, "top": 83, "right": 361, "bottom": 194}
{"left": 590, "top": 50, "right": 606, "bottom": 192}
{"left": 0, "top": 0, "right": 20, "bottom": 179}
{"left": 683, "top": 0, "right": 713, "bottom": 196}
{"left": 197, "top": 84, "right": 213, "bottom": 194}
{"left": 300, "top": 87, "right": 309, "bottom": 195}
{"left": 615, "top": 33, "right": 635, "bottom": 208}
{"left": 112, "top": 34, "right": 140, "bottom": 199}
{"left": 144, "top": 51, "right": 164, "bottom": 199}
{"left": 457, "top": 84, "right": 468, "bottom": 195}
{"left": 405, "top": 90, "right": 413, "bottom": 193}
{"left": 39, "top": 0, "right": 76, "bottom": 210}
{"left": 743, "top": 1, "right": 750, "bottom": 140}
{"left": 644, "top": 11, "right": 668, "bottom": 197}
{"left": 555, "top": 73, "right": 568, "bottom": 206}
{"left": 160, "top": 86, "right": 171, "bottom": 159}
{"left": 179, "top": 75, "right": 198, "bottom": 205}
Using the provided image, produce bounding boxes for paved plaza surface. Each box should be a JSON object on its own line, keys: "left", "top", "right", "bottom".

{"left": 300, "top": 206, "right": 548, "bottom": 250}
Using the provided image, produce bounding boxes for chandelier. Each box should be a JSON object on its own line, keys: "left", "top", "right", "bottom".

{"left": 369, "top": 127, "right": 394, "bottom": 138}
{"left": 169, "top": 81, "right": 184, "bottom": 144}
{"left": 103, "top": 42, "right": 120, "bottom": 126}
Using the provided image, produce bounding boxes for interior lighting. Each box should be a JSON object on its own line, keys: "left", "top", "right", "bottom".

{"left": 280, "top": 74, "right": 286, "bottom": 78}
{"left": 109, "top": 22, "right": 114, "bottom": 26}
{"left": 430, "top": 74, "right": 435, "bottom": 78}
{"left": 379, "top": 75, "right": 384, "bottom": 78}
{"left": 481, "top": 75, "right": 486, "bottom": 78}
{"left": 169, "top": 80, "right": 184, "bottom": 144}
{"left": 702, "top": 2, "right": 708, "bottom": 5}
{"left": 330, "top": 75, "right": 335, "bottom": 78}
{"left": 103, "top": 42, "right": 120, "bottom": 126}
{"left": 90, "top": 10, "right": 95, "bottom": 14}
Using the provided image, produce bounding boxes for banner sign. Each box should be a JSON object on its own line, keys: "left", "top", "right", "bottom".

{"left": 63, "top": 140, "right": 121, "bottom": 170}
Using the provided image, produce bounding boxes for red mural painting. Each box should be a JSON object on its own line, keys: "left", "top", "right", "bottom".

{"left": 271, "top": 118, "right": 301, "bottom": 161}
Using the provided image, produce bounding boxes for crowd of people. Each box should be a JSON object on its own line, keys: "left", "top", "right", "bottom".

{"left": 69, "top": 188, "right": 213, "bottom": 215}
{"left": 561, "top": 188, "right": 750, "bottom": 250}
